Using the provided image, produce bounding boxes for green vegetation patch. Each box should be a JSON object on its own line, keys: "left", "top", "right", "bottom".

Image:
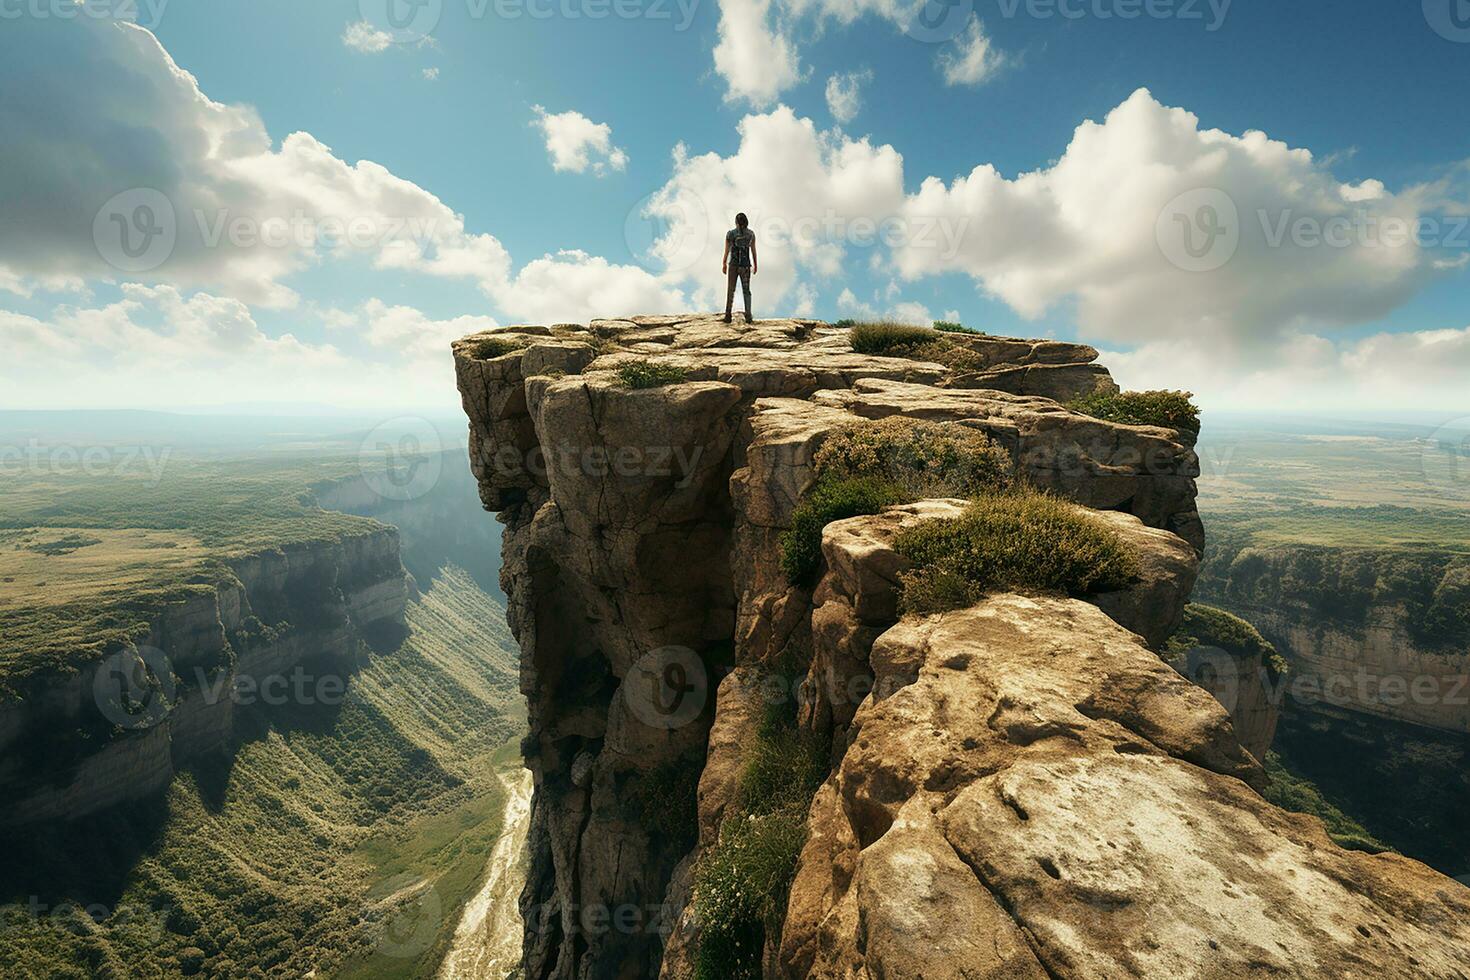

{"left": 813, "top": 416, "right": 1013, "bottom": 499}
{"left": 780, "top": 477, "right": 908, "bottom": 586}
{"left": 848, "top": 321, "right": 940, "bottom": 355}
{"left": 932, "top": 320, "right": 982, "bottom": 334}
{"left": 23, "top": 533, "right": 103, "bottom": 556}
{"left": 779, "top": 418, "right": 1014, "bottom": 586}
{"left": 1263, "top": 752, "right": 1390, "bottom": 853}
{"left": 1166, "top": 603, "right": 1290, "bottom": 679}
{"left": 615, "top": 359, "right": 688, "bottom": 389}
{"left": 894, "top": 492, "right": 1139, "bottom": 614}
{"left": 692, "top": 664, "right": 829, "bottom": 980}
{"left": 469, "top": 336, "right": 525, "bottom": 360}
{"left": 847, "top": 321, "right": 986, "bottom": 372}
{"left": 1067, "top": 389, "right": 1200, "bottom": 434}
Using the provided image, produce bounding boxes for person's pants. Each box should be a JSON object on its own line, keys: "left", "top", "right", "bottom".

{"left": 725, "top": 266, "right": 751, "bottom": 319}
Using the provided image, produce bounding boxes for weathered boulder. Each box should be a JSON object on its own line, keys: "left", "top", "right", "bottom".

{"left": 799, "top": 500, "right": 1199, "bottom": 745}
{"left": 780, "top": 596, "right": 1470, "bottom": 979}
{"left": 947, "top": 360, "right": 1118, "bottom": 402}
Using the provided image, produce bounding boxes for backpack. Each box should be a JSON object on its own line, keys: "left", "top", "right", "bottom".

{"left": 728, "top": 228, "right": 753, "bottom": 268}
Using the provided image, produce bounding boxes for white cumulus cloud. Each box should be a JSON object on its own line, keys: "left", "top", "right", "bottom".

{"left": 643, "top": 89, "right": 1450, "bottom": 408}
{"left": 342, "top": 21, "right": 393, "bottom": 53}
{"left": 0, "top": 18, "right": 671, "bottom": 325}
{"left": 713, "top": 0, "right": 802, "bottom": 106}
{"left": 530, "top": 106, "right": 629, "bottom": 176}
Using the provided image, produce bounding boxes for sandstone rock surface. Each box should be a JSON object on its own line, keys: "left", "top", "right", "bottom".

{"left": 782, "top": 596, "right": 1470, "bottom": 980}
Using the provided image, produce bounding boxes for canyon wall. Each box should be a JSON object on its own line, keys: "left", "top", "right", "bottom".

{"left": 456, "top": 315, "right": 1470, "bottom": 979}
{"left": 1195, "top": 539, "right": 1470, "bottom": 874}
{"left": 0, "top": 528, "right": 410, "bottom": 825}
{"left": 1196, "top": 542, "right": 1470, "bottom": 735}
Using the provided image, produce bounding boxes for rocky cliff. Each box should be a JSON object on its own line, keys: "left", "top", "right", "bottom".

{"left": 455, "top": 315, "right": 1470, "bottom": 979}
{"left": 0, "top": 528, "right": 410, "bottom": 825}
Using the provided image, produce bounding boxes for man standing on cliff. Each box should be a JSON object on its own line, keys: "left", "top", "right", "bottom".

{"left": 722, "top": 212, "right": 757, "bottom": 324}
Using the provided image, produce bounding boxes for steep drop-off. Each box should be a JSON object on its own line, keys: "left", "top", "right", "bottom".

{"left": 456, "top": 315, "right": 1470, "bottom": 979}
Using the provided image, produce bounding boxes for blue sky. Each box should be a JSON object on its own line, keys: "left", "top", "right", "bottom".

{"left": 1, "top": 0, "right": 1468, "bottom": 412}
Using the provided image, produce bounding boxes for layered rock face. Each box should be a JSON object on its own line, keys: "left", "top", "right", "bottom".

{"left": 0, "top": 529, "right": 409, "bottom": 825}
{"left": 454, "top": 315, "right": 1470, "bottom": 979}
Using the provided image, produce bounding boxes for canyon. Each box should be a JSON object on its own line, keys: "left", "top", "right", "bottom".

{"left": 454, "top": 314, "right": 1470, "bottom": 979}
{"left": 0, "top": 527, "right": 410, "bottom": 825}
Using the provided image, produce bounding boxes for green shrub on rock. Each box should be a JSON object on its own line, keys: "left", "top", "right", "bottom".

{"left": 1166, "top": 603, "right": 1290, "bottom": 679}
{"left": 780, "top": 419, "right": 1015, "bottom": 586}
{"left": 614, "top": 360, "right": 687, "bottom": 389}
{"left": 692, "top": 663, "right": 829, "bottom": 980}
{"left": 692, "top": 809, "right": 808, "bottom": 980}
{"left": 894, "top": 492, "right": 1139, "bottom": 613}
{"left": 469, "top": 336, "right": 525, "bottom": 360}
{"left": 1067, "top": 389, "right": 1200, "bottom": 433}
{"left": 932, "top": 320, "right": 982, "bottom": 334}
{"left": 813, "top": 417, "right": 1013, "bottom": 499}
{"left": 780, "top": 476, "right": 908, "bottom": 585}
{"left": 847, "top": 321, "right": 987, "bottom": 371}
{"left": 847, "top": 321, "right": 941, "bottom": 355}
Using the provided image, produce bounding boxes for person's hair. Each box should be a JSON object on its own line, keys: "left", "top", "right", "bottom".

{"left": 735, "top": 212, "right": 748, "bottom": 229}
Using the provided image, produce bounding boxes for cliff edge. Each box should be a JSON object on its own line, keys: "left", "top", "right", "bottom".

{"left": 454, "top": 314, "right": 1470, "bottom": 979}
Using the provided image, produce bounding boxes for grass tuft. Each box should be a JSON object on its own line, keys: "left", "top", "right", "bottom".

{"left": 692, "top": 662, "right": 829, "bottom": 980}
{"left": 847, "top": 321, "right": 941, "bottom": 355}
{"left": 615, "top": 360, "right": 687, "bottom": 389}
{"left": 1067, "top": 389, "right": 1200, "bottom": 433}
{"left": 813, "top": 417, "right": 1013, "bottom": 500}
{"left": 469, "top": 336, "right": 524, "bottom": 360}
{"left": 894, "top": 492, "right": 1138, "bottom": 613}
{"left": 847, "top": 321, "right": 989, "bottom": 371}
